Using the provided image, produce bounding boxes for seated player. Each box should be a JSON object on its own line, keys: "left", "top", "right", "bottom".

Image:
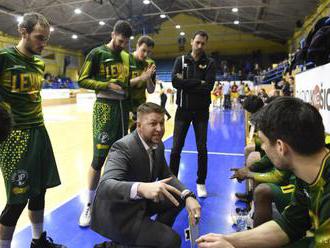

{"left": 198, "top": 97, "right": 330, "bottom": 248}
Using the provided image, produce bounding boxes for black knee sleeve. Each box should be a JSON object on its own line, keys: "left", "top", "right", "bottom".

{"left": 91, "top": 156, "right": 106, "bottom": 171}
{"left": 28, "top": 191, "right": 46, "bottom": 211}
{"left": 0, "top": 203, "right": 26, "bottom": 226}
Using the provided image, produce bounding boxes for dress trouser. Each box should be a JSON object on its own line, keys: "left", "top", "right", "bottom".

{"left": 115, "top": 196, "right": 184, "bottom": 248}
{"left": 170, "top": 108, "right": 209, "bottom": 184}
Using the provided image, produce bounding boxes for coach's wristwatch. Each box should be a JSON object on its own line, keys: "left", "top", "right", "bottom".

{"left": 181, "top": 189, "right": 197, "bottom": 201}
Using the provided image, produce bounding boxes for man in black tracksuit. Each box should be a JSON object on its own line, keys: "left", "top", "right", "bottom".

{"left": 170, "top": 30, "right": 216, "bottom": 198}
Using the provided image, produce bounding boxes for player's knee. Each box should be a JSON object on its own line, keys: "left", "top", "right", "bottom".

{"left": 0, "top": 203, "right": 27, "bottom": 226}
{"left": 244, "top": 144, "right": 254, "bottom": 155}
{"left": 246, "top": 152, "right": 261, "bottom": 167}
{"left": 91, "top": 157, "right": 106, "bottom": 171}
{"left": 254, "top": 183, "right": 273, "bottom": 200}
{"left": 28, "top": 191, "right": 46, "bottom": 211}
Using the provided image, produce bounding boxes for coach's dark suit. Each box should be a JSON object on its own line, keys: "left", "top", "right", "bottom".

{"left": 91, "top": 130, "right": 186, "bottom": 247}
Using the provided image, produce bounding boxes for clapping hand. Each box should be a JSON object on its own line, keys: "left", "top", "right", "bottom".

{"left": 140, "top": 64, "right": 156, "bottom": 81}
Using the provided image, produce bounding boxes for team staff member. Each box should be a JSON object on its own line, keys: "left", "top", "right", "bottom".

{"left": 0, "top": 13, "right": 65, "bottom": 248}
{"left": 170, "top": 30, "right": 216, "bottom": 198}
{"left": 92, "top": 103, "right": 201, "bottom": 248}
{"left": 129, "top": 35, "right": 156, "bottom": 132}
{"left": 78, "top": 20, "right": 132, "bottom": 227}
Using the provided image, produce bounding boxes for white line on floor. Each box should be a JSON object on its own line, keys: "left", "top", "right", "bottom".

{"left": 164, "top": 149, "right": 244, "bottom": 156}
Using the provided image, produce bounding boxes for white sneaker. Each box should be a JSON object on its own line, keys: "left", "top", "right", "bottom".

{"left": 197, "top": 184, "right": 208, "bottom": 198}
{"left": 79, "top": 203, "right": 91, "bottom": 227}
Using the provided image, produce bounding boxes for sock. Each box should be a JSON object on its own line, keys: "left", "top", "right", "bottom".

{"left": 31, "top": 223, "right": 43, "bottom": 239}
{"left": 87, "top": 190, "right": 96, "bottom": 204}
{"left": 0, "top": 240, "right": 11, "bottom": 248}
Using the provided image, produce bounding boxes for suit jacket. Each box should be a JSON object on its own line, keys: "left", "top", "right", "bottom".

{"left": 91, "top": 130, "right": 186, "bottom": 243}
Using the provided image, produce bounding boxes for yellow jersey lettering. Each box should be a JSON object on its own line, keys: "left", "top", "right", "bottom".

{"left": 99, "top": 64, "right": 105, "bottom": 78}
{"left": 11, "top": 74, "right": 18, "bottom": 92}
{"left": 20, "top": 74, "right": 30, "bottom": 91}
{"left": 111, "top": 64, "right": 119, "bottom": 78}
{"left": 10, "top": 73, "right": 41, "bottom": 93}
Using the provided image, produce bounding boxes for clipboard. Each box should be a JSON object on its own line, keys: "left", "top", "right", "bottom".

{"left": 184, "top": 215, "right": 200, "bottom": 248}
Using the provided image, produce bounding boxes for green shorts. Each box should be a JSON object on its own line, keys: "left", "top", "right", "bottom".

{"left": 0, "top": 126, "right": 61, "bottom": 204}
{"left": 92, "top": 98, "right": 129, "bottom": 170}
{"left": 268, "top": 183, "right": 295, "bottom": 212}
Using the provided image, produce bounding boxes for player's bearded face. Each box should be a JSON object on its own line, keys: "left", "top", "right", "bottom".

{"left": 112, "top": 33, "right": 129, "bottom": 52}
{"left": 25, "top": 23, "right": 50, "bottom": 55}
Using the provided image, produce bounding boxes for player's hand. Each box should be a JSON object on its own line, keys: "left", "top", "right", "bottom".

{"left": 186, "top": 197, "right": 201, "bottom": 226}
{"left": 197, "top": 233, "right": 235, "bottom": 248}
{"left": 230, "top": 167, "right": 250, "bottom": 182}
{"left": 108, "top": 82, "right": 123, "bottom": 91}
{"left": 140, "top": 64, "right": 156, "bottom": 81}
{"left": 147, "top": 64, "right": 156, "bottom": 75}
{"left": 137, "top": 177, "right": 181, "bottom": 206}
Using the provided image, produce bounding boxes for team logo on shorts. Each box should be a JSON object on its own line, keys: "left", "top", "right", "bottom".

{"left": 11, "top": 170, "right": 28, "bottom": 187}
{"left": 99, "top": 132, "right": 109, "bottom": 144}
{"left": 11, "top": 170, "right": 29, "bottom": 194}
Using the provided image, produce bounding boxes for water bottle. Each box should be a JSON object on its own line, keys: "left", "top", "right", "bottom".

{"left": 236, "top": 215, "right": 248, "bottom": 232}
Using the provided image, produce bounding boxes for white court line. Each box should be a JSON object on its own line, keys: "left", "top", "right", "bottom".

{"left": 15, "top": 137, "right": 176, "bottom": 233}
{"left": 164, "top": 149, "right": 244, "bottom": 156}
{"left": 16, "top": 136, "right": 243, "bottom": 233}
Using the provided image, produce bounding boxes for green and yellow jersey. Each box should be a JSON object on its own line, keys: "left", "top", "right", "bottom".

{"left": 0, "top": 47, "right": 45, "bottom": 128}
{"left": 129, "top": 56, "right": 155, "bottom": 112}
{"left": 275, "top": 151, "right": 330, "bottom": 247}
{"left": 78, "top": 45, "right": 130, "bottom": 99}
{"left": 249, "top": 155, "right": 294, "bottom": 185}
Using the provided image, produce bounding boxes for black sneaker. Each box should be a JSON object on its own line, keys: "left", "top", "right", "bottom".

{"left": 30, "top": 232, "right": 67, "bottom": 248}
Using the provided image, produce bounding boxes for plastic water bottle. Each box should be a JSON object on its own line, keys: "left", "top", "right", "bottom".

{"left": 236, "top": 215, "right": 248, "bottom": 232}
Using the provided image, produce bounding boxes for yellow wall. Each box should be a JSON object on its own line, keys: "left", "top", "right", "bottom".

{"left": 66, "top": 68, "right": 79, "bottom": 81}
{"left": 0, "top": 31, "right": 84, "bottom": 78}
{"left": 288, "top": 0, "right": 330, "bottom": 52}
{"left": 138, "top": 14, "right": 287, "bottom": 58}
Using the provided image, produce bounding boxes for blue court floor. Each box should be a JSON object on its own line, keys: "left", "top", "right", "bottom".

{"left": 13, "top": 109, "right": 246, "bottom": 248}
